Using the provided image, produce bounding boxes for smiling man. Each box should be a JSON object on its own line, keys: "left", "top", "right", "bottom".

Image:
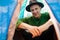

{"left": 14, "top": 0, "right": 56, "bottom": 40}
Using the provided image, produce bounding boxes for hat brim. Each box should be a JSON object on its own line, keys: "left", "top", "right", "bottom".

{"left": 26, "top": 2, "right": 44, "bottom": 12}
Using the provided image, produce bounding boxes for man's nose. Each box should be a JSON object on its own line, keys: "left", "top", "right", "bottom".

{"left": 33, "top": 10, "right": 37, "bottom": 13}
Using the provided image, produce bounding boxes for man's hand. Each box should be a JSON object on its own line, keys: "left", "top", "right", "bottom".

{"left": 27, "top": 26, "right": 40, "bottom": 38}
{"left": 37, "top": 26, "right": 44, "bottom": 36}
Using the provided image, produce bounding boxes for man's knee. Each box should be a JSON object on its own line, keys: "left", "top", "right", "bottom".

{"left": 13, "top": 30, "right": 25, "bottom": 40}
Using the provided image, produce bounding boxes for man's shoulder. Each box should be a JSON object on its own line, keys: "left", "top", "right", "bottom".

{"left": 41, "top": 12, "right": 49, "bottom": 15}
{"left": 41, "top": 12, "right": 50, "bottom": 19}
{"left": 41, "top": 12, "right": 49, "bottom": 17}
{"left": 18, "top": 16, "right": 33, "bottom": 20}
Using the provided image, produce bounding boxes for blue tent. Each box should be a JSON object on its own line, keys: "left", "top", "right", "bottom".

{"left": 0, "top": 0, "right": 17, "bottom": 40}
{"left": 46, "top": 0, "right": 60, "bottom": 23}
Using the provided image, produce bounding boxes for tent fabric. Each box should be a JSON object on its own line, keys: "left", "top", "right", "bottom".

{"left": 46, "top": 0, "right": 60, "bottom": 23}
{"left": 0, "top": 0, "right": 17, "bottom": 40}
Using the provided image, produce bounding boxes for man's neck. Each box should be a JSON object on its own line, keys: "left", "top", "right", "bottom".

{"left": 33, "top": 13, "right": 41, "bottom": 18}
{"left": 36, "top": 14, "right": 41, "bottom": 18}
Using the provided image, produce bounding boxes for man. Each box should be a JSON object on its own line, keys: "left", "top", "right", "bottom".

{"left": 13, "top": 1, "right": 57, "bottom": 40}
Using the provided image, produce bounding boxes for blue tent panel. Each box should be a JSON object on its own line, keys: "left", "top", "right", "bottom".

{"left": 46, "top": 0, "right": 60, "bottom": 23}
{"left": 0, "top": 0, "right": 17, "bottom": 40}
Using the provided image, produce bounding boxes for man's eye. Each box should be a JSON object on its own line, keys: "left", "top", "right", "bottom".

{"left": 31, "top": 9, "right": 34, "bottom": 11}
{"left": 35, "top": 8, "right": 38, "bottom": 10}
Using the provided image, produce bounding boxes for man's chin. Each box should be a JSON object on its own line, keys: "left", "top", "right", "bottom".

{"left": 34, "top": 16, "right": 39, "bottom": 18}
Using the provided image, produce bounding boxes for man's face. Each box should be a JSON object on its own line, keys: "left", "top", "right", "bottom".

{"left": 30, "top": 4, "right": 41, "bottom": 18}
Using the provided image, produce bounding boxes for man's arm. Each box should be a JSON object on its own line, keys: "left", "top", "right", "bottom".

{"left": 18, "top": 22, "right": 32, "bottom": 30}
{"left": 18, "top": 22, "right": 41, "bottom": 38}
{"left": 18, "top": 19, "right": 53, "bottom": 37}
{"left": 38, "top": 19, "right": 53, "bottom": 34}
